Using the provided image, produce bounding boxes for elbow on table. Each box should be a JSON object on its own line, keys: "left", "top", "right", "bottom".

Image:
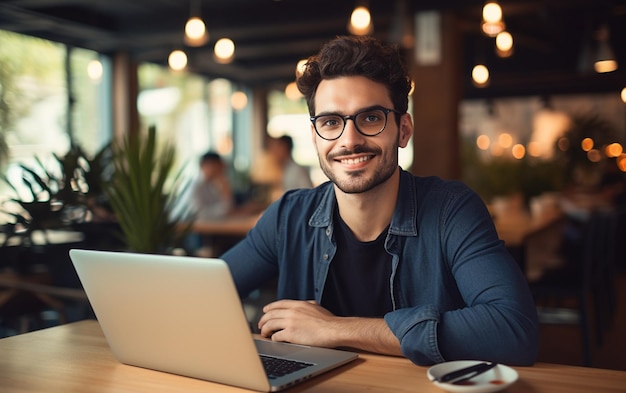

{"left": 401, "top": 325, "right": 539, "bottom": 367}
{"left": 485, "top": 320, "right": 539, "bottom": 366}
{"left": 512, "top": 323, "right": 540, "bottom": 366}
{"left": 500, "top": 334, "right": 539, "bottom": 366}
{"left": 496, "top": 313, "right": 539, "bottom": 366}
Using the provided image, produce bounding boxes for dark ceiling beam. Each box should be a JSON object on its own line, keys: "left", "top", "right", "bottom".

{"left": 465, "top": 69, "right": 626, "bottom": 99}
{"left": 1, "top": 0, "right": 624, "bottom": 95}
{"left": 132, "top": 37, "right": 329, "bottom": 64}
{"left": 189, "top": 53, "right": 299, "bottom": 85}
{"left": 0, "top": 3, "right": 116, "bottom": 47}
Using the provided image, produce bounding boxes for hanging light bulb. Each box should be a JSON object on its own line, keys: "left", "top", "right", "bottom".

{"left": 594, "top": 24, "right": 618, "bottom": 73}
{"left": 495, "top": 31, "right": 513, "bottom": 57}
{"left": 483, "top": 2, "right": 502, "bottom": 22}
{"left": 348, "top": 4, "right": 373, "bottom": 35}
{"left": 214, "top": 38, "right": 235, "bottom": 64}
{"left": 481, "top": 1, "right": 505, "bottom": 37}
{"left": 168, "top": 50, "right": 187, "bottom": 71}
{"left": 472, "top": 64, "right": 490, "bottom": 87}
{"left": 184, "top": 0, "right": 208, "bottom": 47}
{"left": 185, "top": 17, "right": 207, "bottom": 43}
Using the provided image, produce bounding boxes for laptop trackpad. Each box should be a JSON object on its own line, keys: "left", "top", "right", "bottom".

{"left": 254, "top": 339, "right": 310, "bottom": 357}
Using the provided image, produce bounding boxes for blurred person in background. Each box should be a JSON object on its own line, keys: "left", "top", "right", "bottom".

{"left": 192, "top": 151, "right": 234, "bottom": 220}
{"left": 183, "top": 151, "right": 234, "bottom": 256}
{"left": 268, "top": 135, "right": 313, "bottom": 195}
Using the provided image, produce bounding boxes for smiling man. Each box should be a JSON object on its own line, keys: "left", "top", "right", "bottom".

{"left": 221, "top": 35, "right": 539, "bottom": 366}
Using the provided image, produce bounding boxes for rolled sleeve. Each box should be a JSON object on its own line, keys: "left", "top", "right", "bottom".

{"left": 385, "top": 174, "right": 539, "bottom": 367}
{"left": 384, "top": 305, "right": 444, "bottom": 365}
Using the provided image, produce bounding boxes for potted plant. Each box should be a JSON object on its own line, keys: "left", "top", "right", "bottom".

{"left": 0, "top": 143, "right": 116, "bottom": 288}
{"left": 105, "top": 126, "right": 190, "bottom": 254}
{"left": 0, "top": 144, "right": 108, "bottom": 246}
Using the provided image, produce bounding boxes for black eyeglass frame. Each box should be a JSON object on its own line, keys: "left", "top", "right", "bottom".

{"left": 309, "top": 106, "right": 404, "bottom": 141}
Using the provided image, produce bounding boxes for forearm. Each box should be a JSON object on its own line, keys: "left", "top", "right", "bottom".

{"left": 385, "top": 303, "right": 538, "bottom": 366}
{"left": 258, "top": 300, "right": 404, "bottom": 356}
{"left": 330, "top": 317, "right": 403, "bottom": 356}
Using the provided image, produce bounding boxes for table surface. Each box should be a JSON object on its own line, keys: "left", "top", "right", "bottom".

{"left": 493, "top": 208, "right": 563, "bottom": 248}
{"left": 0, "top": 229, "right": 85, "bottom": 247}
{"left": 188, "top": 207, "right": 563, "bottom": 246}
{"left": 189, "top": 214, "right": 260, "bottom": 236}
{"left": 1, "top": 320, "right": 624, "bottom": 393}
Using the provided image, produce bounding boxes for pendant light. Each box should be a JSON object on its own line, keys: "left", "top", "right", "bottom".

{"left": 495, "top": 31, "right": 513, "bottom": 58}
{"left": 348, "top": 2, "right": 373, "bottom": 35}
{"left": 184, "top": 0, "right": 208, "bottom": 47}
{"left": 481, "top": 1, "right": 505, "bottom": 37}
{"left": 594, "top": 24, "right": 618, "bottom": 73}
{"left": 168, "top": 50, "right": 188, "bottom": 71}
{"left": 214, "top": 38, "right": 235, "bottom": 64}
{"left": 472, "top": 63, "right": 490, "bottom": 87}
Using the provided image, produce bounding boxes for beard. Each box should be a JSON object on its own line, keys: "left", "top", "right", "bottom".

{"left": 318, "top": 142, "right": 399, "bottom": 194}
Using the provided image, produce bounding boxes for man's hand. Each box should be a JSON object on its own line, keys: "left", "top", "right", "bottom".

{"left": 257, "top": 299, "right": 403, "bottom": 356}
{"left": 258, "top": 299, "right": 339, "bottom": 347}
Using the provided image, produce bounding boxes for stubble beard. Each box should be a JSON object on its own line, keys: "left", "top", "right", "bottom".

{"left": 318, "top": 142, "right": 399, "bottom": 194}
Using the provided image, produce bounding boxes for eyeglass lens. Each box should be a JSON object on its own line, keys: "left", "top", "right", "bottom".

{"left": 314, "top": 109, "right": 389, "bottom": 140}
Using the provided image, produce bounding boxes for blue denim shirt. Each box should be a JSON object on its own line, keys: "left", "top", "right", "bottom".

{"left": 222, "top": 169, "right": 539, "bottom": 366}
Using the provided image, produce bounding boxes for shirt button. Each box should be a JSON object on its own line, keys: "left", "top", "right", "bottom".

{"left": 326, "top": 228, "right": 331, "bottom": 236}
{"left": 323, "top": 254, "right": 329, "bottom": 260}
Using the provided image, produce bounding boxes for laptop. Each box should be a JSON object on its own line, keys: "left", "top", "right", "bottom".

{"left": 69, "top": 249, "right": 358, "bottom": 392}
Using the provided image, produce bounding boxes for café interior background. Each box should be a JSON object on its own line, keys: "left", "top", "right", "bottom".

{"left": 1, "top": 0, "right": 626, "bottom": 370}
{"left": 0, "top": 1, "right": 625, "bottom": 213}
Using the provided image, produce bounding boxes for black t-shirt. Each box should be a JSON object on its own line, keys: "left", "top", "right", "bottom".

{"left": 321, "top": 210, "right": 393, "bottom": 317}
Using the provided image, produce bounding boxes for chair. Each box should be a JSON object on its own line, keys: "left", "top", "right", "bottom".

{"left": 528, "top": 208, "right": 623, "bottom": 367}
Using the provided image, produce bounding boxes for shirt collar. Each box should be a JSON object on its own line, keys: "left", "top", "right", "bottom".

{"left": 308, "top": 168, "right": 419, "bottom": 237}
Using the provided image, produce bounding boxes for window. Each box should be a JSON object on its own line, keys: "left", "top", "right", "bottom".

{"left": 0, "top": 30, "right": 111, "bottom": 223}
{"left": 136, "top": 65, "right": 261, "bottom": 207}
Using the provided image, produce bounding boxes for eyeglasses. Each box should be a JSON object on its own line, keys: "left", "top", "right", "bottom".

{"left": 310, "top": 106, "right": 403, "bottom": 141}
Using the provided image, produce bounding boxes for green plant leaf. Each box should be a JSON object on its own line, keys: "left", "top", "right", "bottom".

{"left": 105, "top": 127, "right": 189, "bottom": 254}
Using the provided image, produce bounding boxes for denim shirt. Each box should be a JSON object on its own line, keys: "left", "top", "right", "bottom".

{"left": 222, "top": 168, "right": 539, "bottom": 366}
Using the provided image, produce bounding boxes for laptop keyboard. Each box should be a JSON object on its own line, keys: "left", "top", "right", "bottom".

{"left": 260, "top": 355, "right": 314, "bottom": 379}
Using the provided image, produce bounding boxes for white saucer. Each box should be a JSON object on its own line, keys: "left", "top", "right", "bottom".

{"left": 427, "top": 360, "right": 518, "bottom": 393}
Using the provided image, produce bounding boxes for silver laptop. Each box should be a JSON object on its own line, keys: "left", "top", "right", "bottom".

{"left": 69, "top": 249, "right": 358, "bottom": 392}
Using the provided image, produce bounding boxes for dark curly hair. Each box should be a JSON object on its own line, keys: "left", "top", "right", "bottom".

{"left": 296, "top": 35, "right": 412, "bottom": 119}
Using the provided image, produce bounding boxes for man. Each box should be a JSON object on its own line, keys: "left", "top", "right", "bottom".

{"left": 222, "top": 36, "right": 538, "bottom": 366}
{"left": 192, "top": 151, "right": 233, "bottom": 221}
{"left": 182, "top": 151, "right": 235, "bottom": 255}
{"left": 268, "top": 134, "right": 314, "bottom": 192}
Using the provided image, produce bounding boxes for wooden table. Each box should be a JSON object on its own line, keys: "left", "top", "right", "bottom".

{"left": 188, "top": 209, "right": 563, "bottom": 251}
{"left": 492, "top": 209, "right": 566, "bottom": 277}
{"left": 190, "top": 214, "right": 261, "bottom": 237}
{"left": 185, "top": 214, "right": 260, "bottom": 256}
{"left": 1, "top": 320, "right": 625, "bottom": 392}
{"left": 493, "top": 208, "right": 564, "bottom": 248}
